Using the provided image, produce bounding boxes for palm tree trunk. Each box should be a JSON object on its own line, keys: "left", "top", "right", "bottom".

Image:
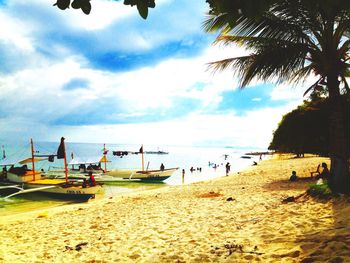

{"left": 328, "top": 76, "right": 350, "bottom": 194}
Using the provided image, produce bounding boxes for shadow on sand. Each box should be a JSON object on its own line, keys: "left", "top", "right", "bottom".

{"left": 263, "top": 176, "right": 350, "bottom": 262}
{"left": 263, "top": 177, "right": 316, "bottom": 192}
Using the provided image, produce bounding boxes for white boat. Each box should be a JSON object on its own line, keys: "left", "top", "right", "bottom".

{"left": 108, "top": 145, "right": 178, "bottom": 182}
{"left": 129, "top": 168, "right": 178, "bottom": 181}
{"left": 47, "top": 144, "right": 177, "bottom": 183}
{"left": 48, "top": 171, "right": 140, "bottom": 183}
{"left": 0, "top": 138, "right": 103, "bottom": 200}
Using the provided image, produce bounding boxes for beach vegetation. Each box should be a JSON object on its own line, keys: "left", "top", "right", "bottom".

{"left": 203, "top": 0, "right": 350, "bottom": 194}
{"left": 307, "top": 183, "right": 333, "bottom": 199}
{"left": 269, "top": 95, "right": 350, "bottom": 157}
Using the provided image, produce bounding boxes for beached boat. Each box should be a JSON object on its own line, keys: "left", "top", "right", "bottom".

{"left": 109, "top": 145, "right": 177, "bottom": 181}
{"left": 47, "top": 144, "right": 177, "bottom": 182}
{"left": 129, "top": 168, "right": 178, "bottom": 181}
{"left": 0, "top": 138, "right": 103, "bottom": 200}
{"left": 45, "top": 144, "right": 136, "bottom": 182}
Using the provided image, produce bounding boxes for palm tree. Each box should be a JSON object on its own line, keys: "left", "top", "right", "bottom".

{"left": 204, "top": 0, "right": 350, "bottom": 193}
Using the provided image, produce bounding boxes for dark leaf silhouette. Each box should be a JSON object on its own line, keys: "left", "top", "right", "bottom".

{"left": 53, "top": 0, "right": 70, "bottom": 10}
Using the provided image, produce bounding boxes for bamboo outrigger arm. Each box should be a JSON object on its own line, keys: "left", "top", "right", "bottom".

{"left": 1, "top": 185, "right": 57, "bottom": 199}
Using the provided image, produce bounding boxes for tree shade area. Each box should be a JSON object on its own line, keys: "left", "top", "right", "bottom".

{"left": 203, "top": 0, "right": 350, "bottom": 194}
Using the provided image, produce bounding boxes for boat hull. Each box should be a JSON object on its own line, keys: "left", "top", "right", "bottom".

{"left": 6, "top": 170, "right": 42, "bottom": 183}
{"left": 130, "top": 168, "right": 178, "bottom": 181}
{"left": 2, "top": 171, "right": 103, "bottom": 200}
{"left": 104, "top": 169, "right": 134, "bottom": 178}
{"left": 25, "top": 180, "right": 103, "bottom": 200}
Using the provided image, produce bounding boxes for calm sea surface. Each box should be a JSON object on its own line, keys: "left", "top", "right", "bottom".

{"left": 0, "top": 141, "right": 265, "bottom": 216}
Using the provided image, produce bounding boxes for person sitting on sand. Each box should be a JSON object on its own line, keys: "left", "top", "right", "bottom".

{"left": 315, "top": 163, "right": 330, "bottom": 180}
{"left": 289, "top": 170, "right": 298, "bottom": 182}
{"left": 82, "top": 178, "right": 88, "bottom": 188}
{"left": 88, "top": 172, "right": 96, "bottom": 187}
{"left": 310, "top": 164, "right": 321, "bottom": 178}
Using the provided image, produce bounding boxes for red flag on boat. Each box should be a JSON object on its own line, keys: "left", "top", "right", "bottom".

{"left": 139, "top": 145, "right": 143, "bottom": 154}
{"left": 57, "top": 137, "right": 65, "bottom": 159}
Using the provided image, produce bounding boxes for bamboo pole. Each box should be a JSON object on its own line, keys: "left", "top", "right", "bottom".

{"left": 104, "top": 143, "right": 107, "bottom": 173}
{"left": 30, "top": 138, "right": 36, "bottom": 181}
{"left": 62, "top": 138, "right": 68, "bottom": 184}
{"left": 141, "top": 144, "right": 144, "bottom": 171}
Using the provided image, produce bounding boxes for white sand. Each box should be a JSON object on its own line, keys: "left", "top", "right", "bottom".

{"left": 0, "top": 155, "right": 349, "bottom": 262}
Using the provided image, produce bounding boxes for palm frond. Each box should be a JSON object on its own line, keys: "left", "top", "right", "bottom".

{"left": 303, "top": 78, "right": 323, "bottom": 97}
{"left": 205, "top": 0, "right": 350, "bottom": 92}
{"left": 202, "top": 13, "right": 232, "bottom": 34}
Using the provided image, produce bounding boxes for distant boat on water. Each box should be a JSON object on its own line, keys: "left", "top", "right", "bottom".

{"left": 112, "top": 150, "right": 169, "bottom": 156}
{"left": 144, "top": 150, "right": 169, "bottom": 155}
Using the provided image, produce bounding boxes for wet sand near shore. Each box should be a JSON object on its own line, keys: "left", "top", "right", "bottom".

{"left": 0, "top": 155, "right": 349, "bottom": 262}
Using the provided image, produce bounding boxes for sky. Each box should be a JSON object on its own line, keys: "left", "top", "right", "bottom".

{"left": 0, "top": 0, "right": 310, "bottom": 148}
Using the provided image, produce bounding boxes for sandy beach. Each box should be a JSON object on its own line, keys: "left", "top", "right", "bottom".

{"left": 1, "top": 155, "right": 349, "bottom": 262}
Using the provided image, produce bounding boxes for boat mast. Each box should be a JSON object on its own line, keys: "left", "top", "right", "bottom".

{"left": 141, "top": 144, "right": 144, "bottom": 171}
{"left": 2, "top": 145, "right": 5, "bottom": 159}
{"left": 30, "top": 138, "right": 36, "bottom": 181}
{"left": 62, "top": 138, "right": 69, "bottom": 184}
{"left": 103, "top": 143, "right": 107, "bottom": 173}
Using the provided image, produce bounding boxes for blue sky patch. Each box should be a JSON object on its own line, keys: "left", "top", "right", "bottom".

{"left": 217, "top": 84, "right": 287, "bottom": 115}
{"left": 63, "top": 78, "right": 90, "bottom": 90}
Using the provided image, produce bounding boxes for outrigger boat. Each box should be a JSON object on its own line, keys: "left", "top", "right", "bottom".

{"left": 108, "top": 145, "right": 178, "bottom": 182}
{"left": 45, "top": 144, "right": 178, "bottom": 183}
{"left": 45, "top": 144, "right": 136, "bottom": 182}
{"left": 128, "top": 168, "right": 178, "bottom": 181}
{"left": 0, "top": 138, "right": 103, "bottom": 200}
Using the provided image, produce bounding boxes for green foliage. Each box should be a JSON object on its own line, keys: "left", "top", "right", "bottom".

{"left": 269, "top": 96, "right": 350, "bottom": 156}
{"left": 307, "top": 183, "right": 332, "bottom": 198}
{"left": 203, "top": 0, "right": 350, "bottom": 93}
{"left": 205, "top": 0, "right": 350, "bottom": 194}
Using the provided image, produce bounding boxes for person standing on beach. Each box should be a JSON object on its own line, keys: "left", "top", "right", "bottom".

{"left": 225, "top": 162, "right": 231, "bottom": 176}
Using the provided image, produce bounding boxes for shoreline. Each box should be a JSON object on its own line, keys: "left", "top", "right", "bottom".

{"left": 1, "top": 155, "right": 349, "bottom": 262}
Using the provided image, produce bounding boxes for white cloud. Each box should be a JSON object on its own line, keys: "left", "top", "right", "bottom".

{"left": 0, "top": 10, "right": 34, "bottom": 51}
{"left": 66, "top": 0, "right": 132, "bottom": 30}
{"left": 0, "top": 41, "right": 299, "bottom": 148}
{"left": 0, "top": 0, "right": 305, "bottom": 148}
{"left": 31, "top": 100, "right": 297, "bottom": 149}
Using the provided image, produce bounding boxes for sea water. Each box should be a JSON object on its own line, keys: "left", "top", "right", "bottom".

{"left": 0, "top": 141, "right": 265, "bottom": 216}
